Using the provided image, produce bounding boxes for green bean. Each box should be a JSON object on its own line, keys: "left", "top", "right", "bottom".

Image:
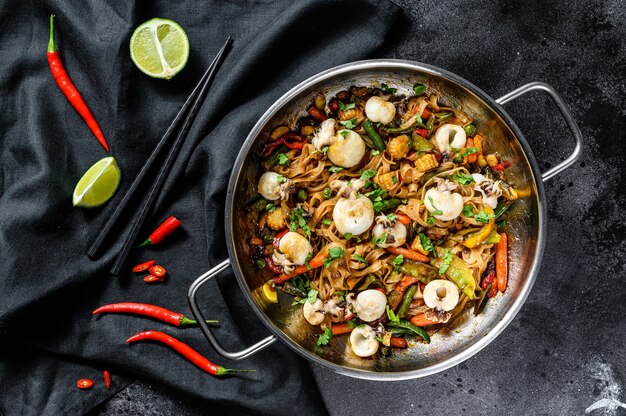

{"left": 384, "top": 119, "right": 424, "bottom": 135}
{"left": 251, "top": 197, "right": 270, "bottom": 212}
{"left": 355, "top": 274, "right": 384, "bottom": 291}
{"left": 362, "top": 120, "right": 386, "bottom": 151}
{"left": 397, "top": 285, "right": 417, "bottom": 319}
{"left": 425, "top": 114, "right": 435, "bottom": 133}
{"left": 386, "top": 319, "right": 430, "bottom": 343}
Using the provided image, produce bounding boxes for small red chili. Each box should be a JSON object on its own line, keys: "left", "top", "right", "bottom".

{"left": 127, "top": 330, "right": 253, "bottom": 376}
{"left": 328, "top": 99, "right": 339, "bottom": 113}
{"left": 502, "top": 160, "right": 511, "bottom": 168}
{"left": 76, "top": 379, "right": 94, "bottom": 389}
{"left": 138, "top": 216, "right": 182, "bottom": 247}
{"left": 132, "top": 260, "right": 156, "bottom": 273}
{"left": 149, "top": 265, "right": 167, "bottom": 278}
{"left": 493, "top": 163, "right": 505, "bottom": 172}
{"left": 103, "top": 370, "right": 111, "bottom": 389}
{"left": 307, "top": 107, "right": 327, "bottom": 122}
{"left": 414, "top": 128, "right": 429, "bottom": 138}
{"left": 433, "top": 150, "right": 442, "bottom": 162}
{"left": 281, "top": 133, "right": 306, "bottom": 150}
{"left": 273, "top": 228, "right": 290, "bottom": 249}
{"left": 481, "top": 271, "right": 496, "bottom": 290}
{"left": 262, "top": 139, "right": 283, "bottom": 158}
{"left": 421, "top": 108, "right": 432, "bottom": 120}
{"left": 265, "top": 256, "right": 283, "bottom": 274}
{"left": 92, "top": 302, "right": 216, "bottom": 327}
{"left": 144, "top": 274, "right": 165, "bottom": 283}
{"left": 487, "top": 283, "right": 499, "bottom": 298}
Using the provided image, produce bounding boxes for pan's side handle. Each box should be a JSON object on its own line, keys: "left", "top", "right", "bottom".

{"left": 188, "top": 258, "right": 277, "bottom": 360}
{"left": 496, "top": 82, "right": 583, "bottom": 182}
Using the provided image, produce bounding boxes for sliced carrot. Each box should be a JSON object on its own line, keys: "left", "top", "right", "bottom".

{"left": 386, "top": 247, "right": 430, "bottom": 263}
{"left": 388, "top": 275, "right": 418, "bottom": 309}
{"left": 421, "top": 108, "right": 432, "bottom": 120}
{"left": 410, "top": 314, "right": 439, "bottom": 327}
{"left": 272, "top": 247, "right": 328, "bottom": 284}
{"left": 395, "top": 214, "right": 411, "bottom": 225}
{"left": 389, "top": 337, "right": 408, "bottom": 349}
{"left": 496, "top": 232, "right": 508, "bottom": 292}
{"left": 466, "top": 138, "right": 477, "bottom": 163}
{"left": 331, "top": 323, "right": 353, "bottom": 336}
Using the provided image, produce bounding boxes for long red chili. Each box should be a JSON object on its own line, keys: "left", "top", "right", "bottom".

{"left": 126, "top": 331, "right": 254, "bottom": 376}
{"left": 138, "top": 216, "right": 182, "bottom": 247}
{"left": 47, "top": 15, "right": 109, "bottom": 152}
{"left": 103, "top": 370, "right": 111, "bottom": 389}
{"left": 92, "top": 302, "right": 217, "bottom": 327}
{"left": 280, "top": 133, "right": 306, "bottom": 150}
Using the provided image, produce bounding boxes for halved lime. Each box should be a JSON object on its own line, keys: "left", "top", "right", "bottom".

{"left": 130, "top": 18, "right": 189, "bottom": 79}
{"left": 73, "top": 157, "right": 121, "bottom": 208}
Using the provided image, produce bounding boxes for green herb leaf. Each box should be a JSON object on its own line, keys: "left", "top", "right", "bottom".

{"left": 348, "top": 318, "right": 359, "bottom": 329}
{"left": 381, "top": 83, "right": 398, "bottom": 94}
{"left": 289, "top": 207, "right": 311, "bottom": 237}
{"left": 305, "top": 252, "right": 312, "bottom": 270}
{"left": 360, "top": 169, "right": 377, "bottom": 180}
{"left": 427, "top": 215, "right": 436, "bottom": 225}
{"left": 386, "top": 213, "right": 396, "bottom": 221}
{"left": 316, "top": 327, "right": 332, "bottom": 347}
{"left": 386, "top": 305, "right": 400, "bottom": 324}
{"left": 339, "top": 118, "right": 358, "bottom": 129}
{"left": 427, "top": 196, "right": 444, "bottom": 216}
{"left": 329, "top": 166, "right": 344, "bottom": 173}
{"left": 413, "top": 83, "right": 426, "bottom": 95}
{"left": 475, "top": 210, "right": 495, "bottom": 223}
{"left": 353, "top": 253, "right": 368, "bottom": 264}
{"left": 462, "top": 205, "right": 474, "bottom": 217}
{"left": 371, "top": 232, "right": 388, "bottom": 246}
{"left": 392, "top": 175, "right": 398, "bottom": 184}
{"left": 321, "top": 219, "right": 332, "bottom": 225}
{"left": 453, "top": 172, "right": 475, "bottom": 185}
{"left": 324, "top": 247, "right": 345, "bottom": 268}
{"left": 277, "top": 153, "right": 289, "bottom": 166}
{"left": 463, "top": 147, "right": 479, "bottom": 156}
{"left": 338, "top": 102, "right": 356, "bottom": 111}
{"left": 419, "top": 233, "right": 434, "bottom": 253}
{"left": 340, "top": 130, "right": 349, "bottom": 138}
{"left": 306, "top": 289, "right": 318, "bottom": 304}
{"left": 375, "top": 337, "right": 385, "bottom": 343}
{"left": 438, "top": 250, "right": 454, "bottom": 274}
{"left": 322, "top": 146, "right": 329, "bottom": 154}
{"left": 392, "top": 255, "right": 404, "bottom": 266}
{"left": 276, "top": 175, "right": 287, "bottom": 184}
{"left": 371, "top": 149, "right": 380, "bottom": 156}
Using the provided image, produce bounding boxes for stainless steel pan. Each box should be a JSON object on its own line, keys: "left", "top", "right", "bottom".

{"left": 187, "top": 60, "right": 582, "bottom": 380}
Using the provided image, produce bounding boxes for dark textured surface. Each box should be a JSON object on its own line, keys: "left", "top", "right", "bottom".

{"left": 92, "top": 0, "right": 626, "bottom": 415}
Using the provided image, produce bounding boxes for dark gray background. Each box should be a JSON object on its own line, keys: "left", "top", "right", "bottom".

{"left": 90, "top": 0, "right": 626, "bottom": 414}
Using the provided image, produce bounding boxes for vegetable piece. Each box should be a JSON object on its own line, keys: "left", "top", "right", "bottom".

{"left": 127, "top": 331, "right": 253, "bottom": 376}
{"left": 464, "top": 124, "right": 477, "bottom": 136}
{"left": 103, "top": 370, "right": 111, "bottom": 389}
{"left": 496, "top": 233, "right": 508, "bottom": 292}
{"left": 387, "top": 275, "right": 418, "bottom": 310}
{"left": 385, "top": 319, "right": 430, "bottom": 343}
{"left": 473, "top": 287, "right": 490, "bottom": 315}
{"left": 411, "top": 132, "right": 434, "bottom": 152}
{"left": 386, "top": 247, "right": 430, "bottom": 263}
{"left": 389, "top": 337, "right": 408, "bottom": 348}
{"left": 481, "top": 270, "right": 496, "bottom": 290}
{"left": 47, "top": 15, "right": 109, "bottom": 152}
{"left": 372, "top": 197, "right": 402, "bottom": 213}
{"left": 149, "top": 265, "right": 167, "bottom": 278}
{"left": 296, "top": 189, "right": 308, "bottom": 202}
{"left": 138, "top": 216, "right": 182, "bottom": 247}
{"left": 281, "top": 133, "right": 306, "bottom": 150}
{"left": 331, "top": 323, "right": 354, "bottom": 336}
{"left": 362, "top": 120, "right": 386, "bottom": 151}
{"left": 280, "top": 282, "right": 307, "bottom": 298}
{"left": 409, "top": 313, "right": 439, "bottom": 327}
{"left": 132, "top": 260, "right": 156, "bottom": 273}
{"left": 387, "top": 135, "right": 410, "bottom": 159}
{"left": 76, "top": 379, "right": 94, "bottom": 389}
{"left": 463, "top": 206, "right": 495, "bottom": 248}
{"left": 414, "top": 153, "right": 439, "bottom": 172}
{"left": 465, "top": 138, "right": 477, "bottom": 163}
{"left": 494, "top": 202, "right": 509, "bottom": 218}
{"left": 92, "top": 302, "right": 217, "bottom": 327}
{"left": 270, "top": 126, "right": 290, "bottom": 140}
{"left": 264, "top": 144, "right": 289, "bottom": 166}
{"left": 262, "top": 282, "right": 278, "bottom": 303}
{"left": 144, "top": 274, "right": 165, "bottom": 283}
{"left": 397, "top": 284, "right": 417, "bottom": 319}
{"left": 355, "top": 274, "right": 384, "bottom": 291}
{"left": 308, "top": 107, "right": 327, "bottom": 122}
{"left": 430, "top": 249, "right": 476, "bottom": 299}
{"left": 398, "top": 261, "right": 437, "bottom": 284}
{"left": 395, "top": 214, "right": 411, "bottom": 225}
{"left": 272, "top": 247, "right": 329, "bottom": 284}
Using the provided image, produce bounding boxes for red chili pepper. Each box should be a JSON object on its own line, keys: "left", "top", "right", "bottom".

{"left": 487, "top": 283, "right": 499, "bottom": 298}
{"left": 103, "top": 370, "right": 111, "bottom": 389}
{"left": 47, "top": 16, "right": 109, "bottom": 152}
{"left": 76, "top": 379, "right": 94, "bottom": 389}
{"left": 502, "top": 160, "right": 511, "bottom": 168}
{"left": 493, "top": 163, "right": 505, "bottom": 172}
{"left": 328, "top": 99, "right": 339, "bottom": 113}
{"left": 414, "top": 128, "right": 429, "bottom": 138}
{"left": 481, "top": 271, "right": 496, "bottom": 290}
{"left": 126, "top": 331, "right": 253, "bottom": 376}
{"left": 138, "top": 216, "right": 182, "bottom": 247}
{"left": 307, "top": 107, "right": 327, "bottom": 122}
{"left": 149, "top": 265, "right": 167, "bottom": 278}
{"left": 92, "top": 302, "right": 217, "bottom": 327}
{"left": 265, "top": 256, "right": 283, "bottom": 274}
{"left": 262, "top": 139, "right": 283, "bottom": 158}
{"left": 143, "top": 274, "right": 165, "bottom": 283}
{"left": 132, "top": 260, "right": 156, "bottom": 273}
{"left": 273, "top": 228, "right": 290, "bottom": 249}
{"left": 421, "top": 108, "right": 432, "bottom": 120}
{"left": 281, "top": 133, "right": 306, "bottom": 150}
{"left": 433, "top": 149, "right": 442, "bottom": 162}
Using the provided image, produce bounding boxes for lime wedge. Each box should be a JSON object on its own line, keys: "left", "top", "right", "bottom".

{"left": 73, "top": 157, "right": 121, "bottom": 208}
{"left": 130, "top": 18, "right": 189, "bottom": 79}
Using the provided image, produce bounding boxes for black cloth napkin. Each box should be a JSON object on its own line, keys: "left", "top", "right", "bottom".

{"left": 0, "top": 1, "right": 404, "bottom": 414}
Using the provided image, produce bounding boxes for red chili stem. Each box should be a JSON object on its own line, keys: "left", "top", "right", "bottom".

{"left": 139, "top": 216, "right": 182, "bottom": 247}
{"left": 126, "top": 331, "right": 254, "bottom": 376}
{"left": 47, "top": 15, "right": 109, "bottom": 152}
{"left": 103, "top": 370, "right": 111, "bottom": 389}
{"left": 92, "top": 302, "right": 217, "bottom": 327}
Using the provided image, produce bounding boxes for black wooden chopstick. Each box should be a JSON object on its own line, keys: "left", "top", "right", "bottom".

{"left": 87, "top": 41, "right": 229, "bottom": 260}
{"left": 108, "top": 37, "right": 232, "bottom": 275}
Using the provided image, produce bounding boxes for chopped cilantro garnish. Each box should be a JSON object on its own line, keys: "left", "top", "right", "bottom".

{"left": 321, "top": 219, "right": 332, "bottom": 225}
{"left": 419, "top": 233, "right": 434, "bottom": 254}
{"left": 323, "top": 247, "right": 345, "bottom": 268}
{"left": 276, "top": 175, "right": 287, "bottom": 184}
{"left": 338, "top": 102, "right": 356, "bottom": 111}
{"left": 348, "top": 318, "right": 359, "bottom": 329}
{"left": 289, "top": 207, "right": 311, "bottom": 237}
{"left": 353, "top": 253, "right": 367, "bottom": 264}
{"left": 340, "top": 130, "right": 349, "bottom": 137}
{"left": 462, "top": 205, "right": 474, "bottom": 217}
{"left": 463, "top": 147, "right": 479, "bottom": 156}
{"left": 360, "top": 169, "right": 377, "bottom": 180}
{"left": 372, "top": 232, "right": 388, "bottom": 246}
{"left": 392, "top": 254, "right": 404, "bottom": 266}
{"left": 453, "top": 172, "right": 475, "bottom": 185}
{"left": 329, "top": 166, "right": 343, "bottom": 173}
{"left": 321, "top": 146, "right": 329, "bottom": 154}
{"left": 392, "top": 175, "right": 398, "bottom": 184}
{"left": 413, "top": 83, "right": 426, "bottom": 95}
{"left": 475, "top": 210, "right": 495, "bottom": 223}
{"left": 292, "top": 288, "right": 318, "bottom": 306}
{"left": 339, "top": 118, "right": 358, "bottom": 129}
{"left": 381, "top": 83, "right": 398, "bottom": 94}
{"left": 316, "top": 327, "right": 332, "bottom": 347}
{"left": 277, "top": 153, "right": 289, "bottom": 166}
{"left": 438, "top": 250, "right": 453, "bottom": 274}
{"left": 344, "top": 232, "right": 361, "bottom": 242}
{"left": 304, "top": 252, "right": 312, "bottom": 270}
{"left": 371, "top": 149, "right": 380, "bottom": 156}
{"left": 428, "top": 196, "right": 444, "bottom": 216}
{"left": 386, "top": 213, "right": 396, "bottom": 221}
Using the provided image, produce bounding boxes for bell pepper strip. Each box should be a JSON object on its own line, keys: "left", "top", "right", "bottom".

{"left": 262, "top": 140, "right": 283, "bottom": 158}
{"left": 414, "top": 128, "right": 429, "bottom": 138}
{"left": 144, "top": 274, "right": 165, "bottom": 283}
{"left": 132, "top": 260, "right": 156, "bottom": 273}
{"left": 397, "top": 261, "right": 437, "bottom": 284}
{"left": 265, "top": 256, "right": 283, "bottom": 274}
{"left": 385, "top": 319, "right": 430, "bottom": 343}
{"left": 103, "top": 370, "right": 111, "bottom": 389}
{"left": 394, "top": 214, "right": 412, "bottom": 225}
{"left": 463, "top": 206, "right": 495, "bottom": 248}
{"left": 362, "top": 120, "right": 386, "bottom": 151}
{"left": 387, "top": 275, "right": 418, "bottom": 310}
{"left": 386, "top": 247, "right": 430, "bottom": 263}
{"left": 409, "top": 313, "right": 439, "bottom": 327}
{"left": 47, "top": 16, "right": 109, "bottom": 152}
{"left": 148, "top": 265, "right": 166, "bottom": 278}
{"left": 389, "top": 337, "right": 408, "bottom": 348}
{"left": 480, "top": 270, "right": 496, "bottom": 290}
{"left": 465, "top": 138, "right": 477, "bottom": 163}
{"left": 272, "top": 247, "right": 329, "bottom": 284}
{"left": 396, "top": 284, "right": 417, "bottom": 319}
{"left": 273, "top": 228, "right": 290, "bottom": 249}
{"left": 92, "top": 302, "right": 217, "bottom": 327}
{"left": 137, "top": 216, "right": 182, "bottom": 247}
{"left": 487, "top": 283, "right": 499, "bottom": 298}
{"left": 126, "top": 331, "right": 253, "bottom": 376}
{"left": 410, "top": 133, "right": 434, "bottom": 152}
{"left": 281, "top": 133, "right": 306, "bottom": 150}
{"left": 331, "top": 323, "right": 353, "bottom": 336}
{"left": 431, "top": 249, "right": 476, "bottom": 299}
{"left": 76, "top": 379, "right": 94, "bottom": 389}
{"left": 307, "top": 107, "right": 327, "bottom": 122}
{"left": 496, "top": 232, "right": 508, "bottom": 292}
{"left": 354, "top": 274, "right": 385, "bottom": 291}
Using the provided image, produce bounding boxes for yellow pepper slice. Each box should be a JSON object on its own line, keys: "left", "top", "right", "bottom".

{"left": 463, "top": 206, "right": 495, "bottom": 248}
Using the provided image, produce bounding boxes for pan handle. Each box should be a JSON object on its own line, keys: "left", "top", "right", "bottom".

{"left": 188, "top": 258, "right": 277, "bottom": 360}
{"left": 495, "top": 82, "right": 582, "bottom": 182}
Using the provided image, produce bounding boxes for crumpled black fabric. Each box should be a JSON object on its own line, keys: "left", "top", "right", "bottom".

{"left": 0, "top": 1, "right": 404, "bottom": 414}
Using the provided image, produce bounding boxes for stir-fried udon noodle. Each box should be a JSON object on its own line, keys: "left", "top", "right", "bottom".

{"left": 247, "top": 83, "right": 519, "bottom": 358}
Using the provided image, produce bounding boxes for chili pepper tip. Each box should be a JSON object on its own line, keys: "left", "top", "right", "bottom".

{"left": 135, "top": 238, "right": 152, "bottom": 248}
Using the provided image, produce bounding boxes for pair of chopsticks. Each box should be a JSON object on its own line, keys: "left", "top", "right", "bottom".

{"left": 88, "top": 37, "right": 233, "bottom": 275}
